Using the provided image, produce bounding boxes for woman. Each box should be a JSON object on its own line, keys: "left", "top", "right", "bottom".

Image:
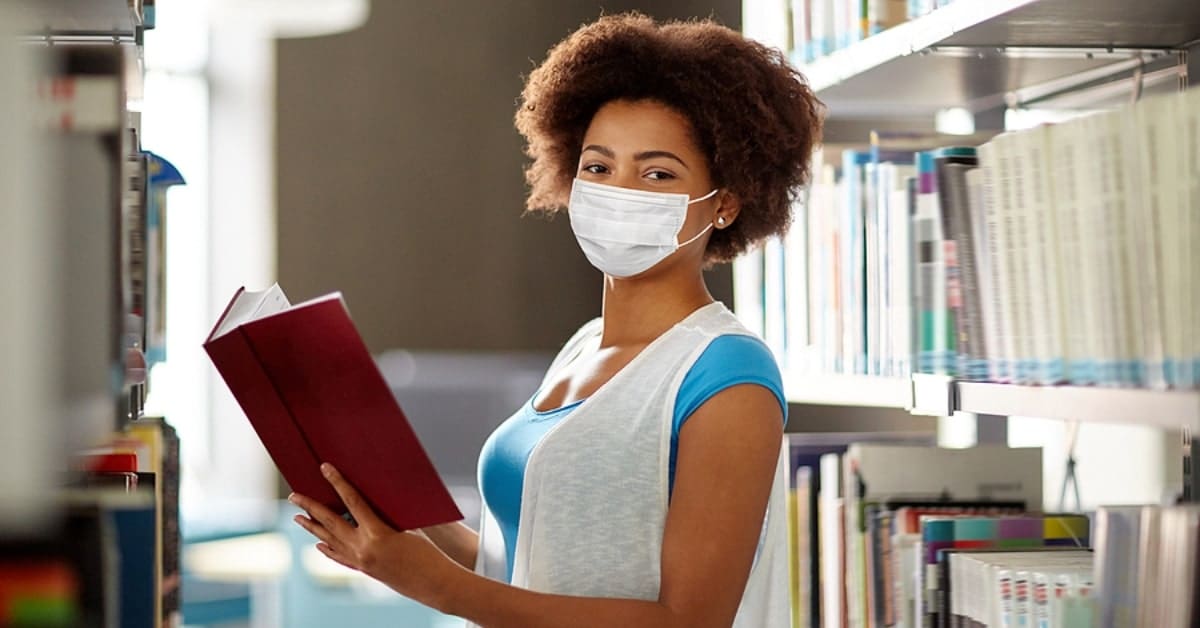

{"left": 290, "top": 12, "right": 822, "bottom": 627}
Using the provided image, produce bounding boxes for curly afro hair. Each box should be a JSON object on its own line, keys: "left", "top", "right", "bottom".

{"left": 515, "top": 12, "right": 823, "bottom": 263}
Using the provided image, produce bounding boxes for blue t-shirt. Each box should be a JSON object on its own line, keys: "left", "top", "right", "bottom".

{"left": 477, "top": 334, "right": 787, "bottom": 583}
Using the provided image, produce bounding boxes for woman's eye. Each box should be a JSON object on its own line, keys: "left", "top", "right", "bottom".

{"left": 646, "top": 170, "right": 675, "bottom": 181}
{"left": 582, "top": 164, "right": 608, "bottom": 174}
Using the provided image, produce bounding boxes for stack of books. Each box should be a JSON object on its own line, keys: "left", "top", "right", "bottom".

{"left": 780, "top": 87, "right": 1200, "bottom": 390}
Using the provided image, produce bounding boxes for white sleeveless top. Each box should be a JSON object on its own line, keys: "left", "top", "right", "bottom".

{"left": 471, "top": 302, "right": 791, "bottom": 628}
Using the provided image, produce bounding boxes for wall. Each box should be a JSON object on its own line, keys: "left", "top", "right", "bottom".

{"left": 276, "top": 1, "right": 740, "bottom": 354}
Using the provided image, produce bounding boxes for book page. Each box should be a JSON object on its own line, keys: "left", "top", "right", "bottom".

{"left": 210, "top": 283, "right": 290, "bottom": 341}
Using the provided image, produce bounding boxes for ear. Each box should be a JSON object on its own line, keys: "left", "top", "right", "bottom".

{"left": 714, "top": 191, "right": 741, "bottom": 229}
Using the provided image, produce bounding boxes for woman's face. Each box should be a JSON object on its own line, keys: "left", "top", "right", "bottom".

{"left": 575, "top": 99, "right": 724, "bottom": 246}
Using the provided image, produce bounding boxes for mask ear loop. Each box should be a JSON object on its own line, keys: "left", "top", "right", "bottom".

{"left": 686, "top": 189, "right": 720, "bottom": 204}
{"left": 677, "top": 188, "right": 721, "bottom": 247}
{"left": 677, "top": 221, "right": 714, "bottom": 248}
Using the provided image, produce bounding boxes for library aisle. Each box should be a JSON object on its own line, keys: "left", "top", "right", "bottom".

{"left": 2, "top": 0, "right": 1198, "bottom": 627}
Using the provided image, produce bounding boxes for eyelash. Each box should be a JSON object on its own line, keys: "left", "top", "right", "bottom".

{"left": 580, "top": 163, "right": 676, "bottom": 181}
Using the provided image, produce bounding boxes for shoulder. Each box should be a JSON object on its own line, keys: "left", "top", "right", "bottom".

{"left": 674, "top": 333, "right": 787, "bottom": 430}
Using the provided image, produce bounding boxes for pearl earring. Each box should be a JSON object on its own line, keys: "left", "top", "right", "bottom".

{"left": 717, "top": 216, "right": 726, "bottom": 226}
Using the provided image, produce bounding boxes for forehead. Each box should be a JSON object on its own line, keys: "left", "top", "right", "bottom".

{"left": 582, "top": 99, "right": 701, "bottom": 155}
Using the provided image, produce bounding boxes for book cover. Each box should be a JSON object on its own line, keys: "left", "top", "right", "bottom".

{"left": 204, "top": 285, "right": 463, "bottom": 531}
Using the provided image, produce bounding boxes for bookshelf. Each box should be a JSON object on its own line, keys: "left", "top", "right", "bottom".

{"left": 782, "top": 372, "right": 1200, "bottom": 431}
{"left": 806, "top": 0, "right": 1193, "bottom": 117}
{"left": 761, "top": 0, "right": 1200, "bottom": 429}
{"left": 22, "top": 0, "right": 143, "bottom": 40}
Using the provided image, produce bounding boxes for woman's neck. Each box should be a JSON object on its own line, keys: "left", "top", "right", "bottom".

{"left": 598, "top": 269, "right": 714, "bottom": 348}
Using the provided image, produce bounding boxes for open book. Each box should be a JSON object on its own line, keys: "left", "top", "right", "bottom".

{"left": 203, "top": 284, "right": 462, "bottom": 531}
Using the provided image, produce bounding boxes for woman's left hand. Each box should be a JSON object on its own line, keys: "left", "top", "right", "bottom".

{"left": 289, "top": 463, "right": 460, "bottom": 607}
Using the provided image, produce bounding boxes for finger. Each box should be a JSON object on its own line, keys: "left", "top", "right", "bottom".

{"left": 289, "top": 492, "right": 354, "bottom": 540}
{"left": 293, "top": 513, "right": 339, "bottom": 548}
{"left": 320, "top": 463, "right": 385, "bottom": 529}
{"left": 316, "top": 542, "right": 359, "bottom": 571}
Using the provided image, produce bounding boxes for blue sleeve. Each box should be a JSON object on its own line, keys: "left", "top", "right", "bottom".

{"left": 673, "top": 334, "right": 788, "bottom": 432}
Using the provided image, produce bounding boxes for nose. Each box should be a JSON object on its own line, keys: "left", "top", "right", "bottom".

{"left": 608, "top": 163, "right": 642, "bottom": 191}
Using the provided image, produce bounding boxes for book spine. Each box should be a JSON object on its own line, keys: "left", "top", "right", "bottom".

{"left": 1018, "top": 128, "right": 1066, "bottom": 385}
{"left": 934, "top": 154, "right": 980, "bottom": 380}
{"left": 786, "top": 195, "right": 811, "bottom": 372}
{"left": 1048, "top": 121, "right": 1091, "bottom": 385}
{"left": 963, "top": 168, "right": 993, "bottom": 381}
{"left": 914, "top": 151, "right": 947, "bottom": 375}
{"left": 1188, "top": 90, "right": 1200, "bottom": 388}
{"left": 790, "top": 0, "right": 813, "bottom": 63}
{"left": 978, "top": 142, "right": 1012, "bottom": 382}
{"left": 866, "top": 162, "right": 881, "bottom": 376}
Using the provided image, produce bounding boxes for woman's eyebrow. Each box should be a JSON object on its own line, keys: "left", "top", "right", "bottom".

{"left": 582, "top": 144, "right": 615, "bottom": 158}
{"left": 634, "top": 150, "right": 689, "bottom": 170}
{"left": 581, "top": 145, "right": 690, "bottom": 171}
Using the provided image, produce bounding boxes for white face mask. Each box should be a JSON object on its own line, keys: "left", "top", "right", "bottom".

{"left": 567, "top": 178, "right": 719, "bottom": 278}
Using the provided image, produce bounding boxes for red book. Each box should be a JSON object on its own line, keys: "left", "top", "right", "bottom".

{"left": 203, "top": 284, "right": 462, "bottom": 531}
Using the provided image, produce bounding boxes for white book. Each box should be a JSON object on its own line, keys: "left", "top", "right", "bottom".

{"left": 976, "top": 141, "right": 1012, "bottom": 382}
{"left": 790, "top": 0, "right": 811, "bottom": 61}
{"left": 1180, "top": 88, "right": 1200, "bottom": 389}
{"left": 865, "top": 162, "right": 882, "bottom": 376}
{"left": 1093, "top": 506, "right": 1144, "bottom": 628}
{"left": 810, "top": 0, "right": 832, "bottom": 58}
{"left": 993, "top": 133, "right": 1032, "bottom": 383}
{"left": 763, "top": 235, "right": 788, "bottom": 362}
{"left": 785, "top": 195, "right": 811, "bottom": 373}
{"left": 1014, "top": 125, "right": 1066, "bottom": 385}
{"left": 842, "top": 155, "right": 866, "bottom": 374}
{"left": 1141, "top": 94, "right": 1188, "bottom": 388}
{"left": 820, "top": 452, "right": 845, "bottom": 628}
{"left": 733, "top": 248, "right": 766, "bottom": 337}
{"left": 1185, "top": 88, "right": 1200, "bottom": 388}
{"left": 893, "top": 185, "right": 914, "bottom": 377}
{"left": 1094, "top": 109, "right": 1137, "bottom": 389}
{"left": 1135, "top": 506, "right": 1162, "bottom": 628}
{"left": 1090, "top": 109, "right": 1138, "bottom": 387}
{"left": 1071, "top": 113, "right": 1115, "bottom": 387}
{"left": 1047, "top": 119, "right": 1089, "bottom": 386}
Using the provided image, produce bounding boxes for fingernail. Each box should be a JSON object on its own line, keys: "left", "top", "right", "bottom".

{"left": 321, "top": 463, "right": 332, "bottom": 477}
{"left": 287, "top": 493, "right": 297, "bottom": 504}
{"left": 293, "top": 514, "right": 304, "bottom": 525}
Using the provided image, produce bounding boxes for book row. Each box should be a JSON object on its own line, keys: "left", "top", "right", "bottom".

{"left": 774, "top": 88, "right": 1200, "bottom": 390}
{"left": 782, "top": 0, "right": 956, "bottom": 64}
{"left": 784, "top": 435, "right": 1200, "bottom": 628}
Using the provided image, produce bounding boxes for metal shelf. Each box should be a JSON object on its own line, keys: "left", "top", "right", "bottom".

{"left": 786, "top": 372, "right": 1200, "bottom": 431}
{"left": 956, "top": 382, "right": 1200, "bottom": 431}
{"left": 802, "top": 0, "right": 1199, "bottom": 118}
{"left": 782, "top": 371, "right": 913, "bottom": 409}
{"left": 19, "top": 0, "right": 140, "bottom": 39}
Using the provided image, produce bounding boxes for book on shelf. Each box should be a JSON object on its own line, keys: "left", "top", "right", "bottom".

{"left": 1094, "top": 504, "right": 1200, "bottom": 628}
{"left": 944, "top": 548, "right": 1094, "bottom": 628}
{"left": 779, "top": 87, "right": 1200, "bottom": 393}
{"left": 798, "top": 442, "right": 1047, "bottom": 628}
{"left": 784, "top": 0, "right": 929, "bottom": 64}
{"left": 841, "top": 444, "right": 1043, "bottom": 628}
{"left": 786, "top": 431, "right": 937, "bottom": 628}
{"left": 203, "top": 284, "right": 463, "bottom": 531}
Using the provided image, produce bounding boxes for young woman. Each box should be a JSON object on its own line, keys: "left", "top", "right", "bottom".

{"left": 289, "top": 13, "right": 822, "bottom": 627}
